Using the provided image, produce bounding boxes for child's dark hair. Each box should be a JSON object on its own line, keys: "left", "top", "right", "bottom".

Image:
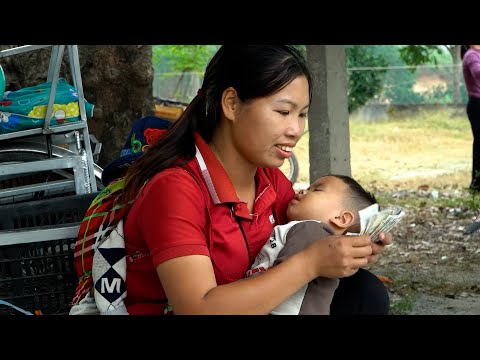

{"left": 122, "top": 45, "right": 312, "bottom": 202}
{"left": 333, "top": 174, "right": 377, "bottom": 213}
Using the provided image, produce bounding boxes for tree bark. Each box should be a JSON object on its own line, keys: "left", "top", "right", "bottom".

{"left": 449, "top": 45, "right": 461, "bottom": 105}
{"left": 0, "top": 45, "right": 154, "bottom": 168}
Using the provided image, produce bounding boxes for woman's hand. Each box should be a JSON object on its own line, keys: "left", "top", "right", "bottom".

{"left": 367, "top": 232, "right": 393, "bottom": 264}
{"left": 304, "top": 234, "right": 373, "bottom": 279}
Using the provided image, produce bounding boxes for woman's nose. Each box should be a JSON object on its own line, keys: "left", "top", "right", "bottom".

{"left": 285, "top": 117, "right": 305, "bottom": 139}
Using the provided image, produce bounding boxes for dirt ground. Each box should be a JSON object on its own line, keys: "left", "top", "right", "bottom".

{"left": 365, "top": 188, "right": 480, "bottom": 315}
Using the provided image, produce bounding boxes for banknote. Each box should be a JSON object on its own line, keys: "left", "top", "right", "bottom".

{"left": 358, "top": 205, "right": 406, "bottom": 243}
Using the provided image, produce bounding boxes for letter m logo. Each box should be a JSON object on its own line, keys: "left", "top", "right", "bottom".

{"left": 101, "top": 278, "right": 121, "bottom": 294}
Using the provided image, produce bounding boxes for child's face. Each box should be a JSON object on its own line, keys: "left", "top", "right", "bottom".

{"left": 286, "top": 175, "right": 348, "bottom": 222}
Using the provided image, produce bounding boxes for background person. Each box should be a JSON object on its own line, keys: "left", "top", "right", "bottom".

{"left": 462, "top": 45, "right": 480, "bottom": 191}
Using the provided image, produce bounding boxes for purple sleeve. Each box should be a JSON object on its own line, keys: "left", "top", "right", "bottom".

{"left": 467, "top": 52, "right": 480, "bottom": 82}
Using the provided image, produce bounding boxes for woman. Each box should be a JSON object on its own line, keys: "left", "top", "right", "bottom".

{"left": 120, "top": 45, "right": 392, "bottom": 315}
{"left": 462, "top": 45, "right": 480, "bottom": 191}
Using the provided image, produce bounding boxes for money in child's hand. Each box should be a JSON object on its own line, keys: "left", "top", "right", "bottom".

{"left": 360, "top": 206, "right": 405, "bottom": 243}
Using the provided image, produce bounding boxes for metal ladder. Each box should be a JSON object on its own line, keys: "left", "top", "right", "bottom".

{"left": 0, "top": 45, "right": 98, "bottom": 201}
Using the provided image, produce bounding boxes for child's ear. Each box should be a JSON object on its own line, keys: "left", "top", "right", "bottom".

{"left": 330, "top": 210, "right": 355, "bottom": 229}
{"left": 221, "top": 87, "right": 238, "bottom": 121}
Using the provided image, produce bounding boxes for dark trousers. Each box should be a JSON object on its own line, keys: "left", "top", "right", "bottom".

{"left": 330, "top": 268, "right": 390, "bottom": 315}
{"left": 467, "top": 96, "right": 480, "bottom": 189}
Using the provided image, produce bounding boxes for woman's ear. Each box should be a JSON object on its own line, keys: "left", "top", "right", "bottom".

{"left": 330, "top": 210, "right": 356, "bottom": 230}
{"left": 221, "top": 87, "right": 238, "bottom": 121}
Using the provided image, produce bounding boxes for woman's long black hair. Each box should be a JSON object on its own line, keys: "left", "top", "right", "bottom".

{"left": 122, "top": 45, "right": 313, "bottom": 201}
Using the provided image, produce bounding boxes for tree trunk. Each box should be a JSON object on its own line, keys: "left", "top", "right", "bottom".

{"left": 0, "top": 45, "right": 154, "bottom": 168}
{"left": 450, "top": 45, "right": 461, "bottom": 105}
{"left": 0, "top": 45, "right": 53, "bottom": 88}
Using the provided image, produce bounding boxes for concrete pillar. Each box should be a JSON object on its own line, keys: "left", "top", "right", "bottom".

{"left": 306, "top": 45, "right": 351, "bottom": 183}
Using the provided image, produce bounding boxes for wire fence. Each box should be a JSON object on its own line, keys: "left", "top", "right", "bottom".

{"left": 153, "top": 64, "right": 467, "bottom": 106}
{"left": 153, "top": 71, "right": 203, "bottom": 103}
{"left": 359, "top": 63, "right": 467, "bottom": 106}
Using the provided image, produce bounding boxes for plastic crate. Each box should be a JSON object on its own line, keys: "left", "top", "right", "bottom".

{"left": 0, "top": 170, "right": 78, "bottom": 206}
{"left": 0, "top": 192, "right": 98, "bottom": 315}
{"left": 0, "top": 192, "right": 97, "bottom": 231}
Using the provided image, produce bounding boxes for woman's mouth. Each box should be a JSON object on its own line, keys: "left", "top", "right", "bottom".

{"left": 275, "top": 144, "right": 294, "bottom": 158}
{"left": 277, "top": 145, "right": 293, "bottom": 152}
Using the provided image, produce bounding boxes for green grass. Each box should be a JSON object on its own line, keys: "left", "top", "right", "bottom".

{"left": 294, "top": 107, "right": 473, "bottom": 190}
{"left": 375, "top": 191, "right": 480, "bottom": 213}
{"left": 390, "top": 294, "right": 416, "bottom": 315}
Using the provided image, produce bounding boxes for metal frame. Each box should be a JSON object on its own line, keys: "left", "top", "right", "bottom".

{"left": 0, "top": 226, "right": 80, "bottom": 246}
{"left": 0, "top": 45, "right": 98, "bottom": 195}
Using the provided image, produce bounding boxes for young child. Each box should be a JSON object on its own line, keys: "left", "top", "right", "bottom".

{"left": 246, "top": 174, "right": 378, "bottom": 315}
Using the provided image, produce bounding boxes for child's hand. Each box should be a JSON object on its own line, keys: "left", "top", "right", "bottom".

{"left": 368, "top": 232, "right": 393, "bottom": 264}
{"left": 378, "top": 232, "right": 393, "bottom": 245}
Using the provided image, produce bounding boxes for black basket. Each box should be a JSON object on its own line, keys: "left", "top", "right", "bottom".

{"left": 0, "top": 192, "right": 98, "bottom": 315}
{"left": 0, "top": 192, "right": 97, "bottom": 231}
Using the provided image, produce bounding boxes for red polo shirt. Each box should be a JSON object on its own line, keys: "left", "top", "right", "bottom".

{"left": 123, "top": 133, "right": 294, "bottom": 314}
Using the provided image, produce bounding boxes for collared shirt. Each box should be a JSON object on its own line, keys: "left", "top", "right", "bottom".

{"left": 123, "top": 133, "right": 294, "bottom": 314}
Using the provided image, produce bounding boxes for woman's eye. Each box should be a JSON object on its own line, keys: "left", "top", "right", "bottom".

{"left": 277, "top": 110, "right": 289, "bottom": 116}
{"left": 300, "top": 112, "right": 308, "bottom": 118}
